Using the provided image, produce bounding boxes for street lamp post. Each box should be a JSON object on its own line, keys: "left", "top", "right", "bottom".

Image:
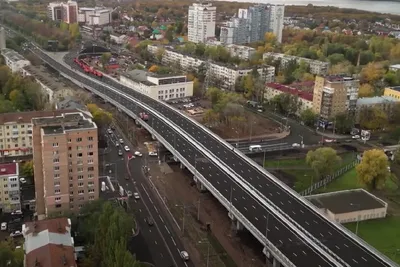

{"left": 198, "top": 240, "right": 211, "bottom": 267}
{"left": 350, "top": 203, "right": 361, "bottom": 235}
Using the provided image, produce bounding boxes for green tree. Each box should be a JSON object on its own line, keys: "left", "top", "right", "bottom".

{"left": 300, "top": 108, "right": 317, "bottom": 126}
{"left": 100, "top": 52, "right": 112, "bottom": 68}
{"left": 20, "top": 160, "right": 34, "bottom": 179}
{"left": 334, "top": 113, "right": 353, "bottom": 134}
{"left": 0, "top": 241, "right": 23, "bottom": 267}
{"left": 0, "top": 98, "right": 15, "bottom": 113}
{"left": 356, "top": 149, "right": 390, "bottom": 190}
{"left": 205, "top": 87, "right": 223, "bottom": 108}
{"left": 306, "top": 147, "right": 342, "bottom": 179}
{"left": 87, "top": 104, "right": 112, "bottom": 127}
{"left": 165, "top": 28, "right": 174, "bottom": 42}
{"left": 155, "top": 48, "right": 165, "bottom": 63}
{"left": 358, "top": 83, "right": 374, "bottom": 98}
{"left": 271, "top": 93, "right": 299, "bottom": 115}
{"left": 359, "top": 107, "right": 388, "bottom": 130}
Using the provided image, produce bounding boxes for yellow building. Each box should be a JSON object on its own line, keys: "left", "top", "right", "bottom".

{"left": 383, "top": 86, "right": 400, "bottom": 100}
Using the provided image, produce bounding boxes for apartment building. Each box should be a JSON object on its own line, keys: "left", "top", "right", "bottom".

{"left": 0, "top": 110, "right": 77, "bottom": 158}
{"left": 206, "top": 41, "right": 256, "bottom": 60}
{"left": 268, "top": 4, "right": 285, "bottom": 43}
{"left": 264, "top": 83, "right": 313, "bottom": 115}
{"left": 32, "top": 112, "right": 99, "bottom": 219}
{"left": 120, "top": 70, "right": 193, "bottom": 101}
{"left": 0, "top": 163, "right": 21, "bottom": 213}
{"left": 220, "top": 17, "right": 248, "bottom": 45}
{"left": 312, "top": 75, "right": 360, "bottom": 119}
{"left": 0, "top": 27, "right": 5, "bottom": 50}
{"left": 187, "top": 3, "right": 216, "bottom": 43}
{"left": 23, "top": 217, "right": 77, "bottom": 267}
{"left": 263, "top": 52, "right": 330, "bottom": 75}
{"left": 355, "top": 96, "right": 399, "bottom": 123}
{"left": 147, "top": 45, "right": 275, "bottom": 90}
{"left": 1, "top": 48, "right": 31, "bottom": 73}
{"left": 48, "top": 1, "right": 78, "bottom": 24}
{"left": 78, "top": 7, "right": 111, "bottom": 25}
{"left": 383, "top": 86, "right": 400, "bottom": 100}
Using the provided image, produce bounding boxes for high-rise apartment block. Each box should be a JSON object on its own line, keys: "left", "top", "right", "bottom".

{"left": 313, "top": 75, "right": 359, "bottom": 119}
{"left": 48, "top": 1, "right": 78, "bottom": 24}
{"left": 0, "top": 162, "right": 21, "bottom": 212}
{"left": 188, "top": 3, "right": 216, "bottom": 43}
{"left": 32, "top": 112, "right": 99, "bottom": 219}
{"left": 221, "top": 4, "right": 285, "bottom": 45}
{"left": 0, "top": 27, "right": 6, "bottom": 50}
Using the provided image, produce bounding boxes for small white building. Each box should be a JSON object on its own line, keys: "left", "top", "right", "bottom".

{"left": 119, "top": 70, "right": 193, "bottom": 101}
{"left": 1, "top": 48, "right": 31, "bottom": 73}
{"left": 78, "top": 7, "right": 111, "bottom": 26}
{"left": 389, "top": 64, "right": 400, "bottom": 72}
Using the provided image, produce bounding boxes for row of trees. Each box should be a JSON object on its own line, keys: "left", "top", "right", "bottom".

{"left": 87, "top": 104, "right": 112, "bottom": 128}
{"left": 306, "top": 147, "right": 391, "bottom": 191}
{"left": 77, "top": 201, "right": 142, "bottom": 267}
{"left": 0, "top": 64, "right": 48, "bottom": 113}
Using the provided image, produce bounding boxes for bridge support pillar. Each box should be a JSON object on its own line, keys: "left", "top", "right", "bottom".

{"left": 173, "top": 156, "right": 178, "bottom": 162}
{"left": 236, "top": 220, "right": 244, "bottom": 231}
{"left": 151, "top": 134, "right": 156, "bottom": 140}
{"left": 180, "top": 163, "right": 185, "bottom": 169}
{"left": 273, "top": 257, "right": 280, "bottom": 267}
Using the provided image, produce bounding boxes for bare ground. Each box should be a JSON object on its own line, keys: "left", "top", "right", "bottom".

{"left": 148, "top": 163, "right": 266, "bottom": 267}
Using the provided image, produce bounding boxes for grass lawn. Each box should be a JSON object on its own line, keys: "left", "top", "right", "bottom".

{"left": 264, "top": 152, "right": 358, "bottom": 192}
{"left": 345, "top": 216, "right": 400, "bottom": 264}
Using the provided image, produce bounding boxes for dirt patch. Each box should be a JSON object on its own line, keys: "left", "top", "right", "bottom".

{"left": 148, "top": 163, "right": 266, "bottom": 267}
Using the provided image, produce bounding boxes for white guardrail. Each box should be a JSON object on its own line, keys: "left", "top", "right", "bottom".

{"left": 57, "top": 69, "right": 301, "bottom": 266}
{"left": 36, "top": 51, "right": 342, "bottom": 267}
{"left": 36, "top": 48, "right": 394, "bottom": 267}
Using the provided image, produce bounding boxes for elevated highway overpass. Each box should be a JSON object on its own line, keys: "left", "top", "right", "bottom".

{"left": 28, "top": 45, "right": 397, "bottom": 267}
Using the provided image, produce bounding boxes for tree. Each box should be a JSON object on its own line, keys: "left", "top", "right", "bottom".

{"left": 155, "top": 48, "right": 165, "bottom": 63}
{"left": 20, "top": 160, "right": 34, "bottom": 179}
{"left": 271, "top": 93, "right": 299, "bottom": 115}
{"left": 165, "top": 28, "right": 174, "bottom": 42}
{"left": 87, "top": 104, "right": 112, "bottom": 127}
{"left": 359, "top": 107, "right": 388, "bottom": 130}
{"left": 205, "top": 87, "right": 223, "bottom": 108}
{"left": 360, "top": 63, "right": 385, "bottom": 84}
{"left": 358, "top": 83, "right": 374, "bottom": 98}
{"left": 300, "top": 108, "right": 317, "bottom": 126}
{"left": 0, "top": 241, "right": 23, "bottom": 267}
{"left": 148, "top": 65, "right": 159, "bottom": 73}
{"left": 356, "top": 149, "right": 390, "bottom": 190}
{"left": 334, "top": 113, "right": 353, "bottom": 134}
{"left": 100, "top": 52, "right": 112, "bottom": 69}
{"left": 306, "top": 147, "right": 342, "bottom": 179}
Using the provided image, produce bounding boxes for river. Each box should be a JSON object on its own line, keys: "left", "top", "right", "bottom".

{"left": 221, "top": 0, "right": 400, "bottom": 15}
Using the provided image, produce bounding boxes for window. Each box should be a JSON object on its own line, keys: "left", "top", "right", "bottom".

{"left": 88, "top": 159, "right": 94, "bottom": 164}
{"left": 11, "top": 184, "right": 18, "bottom": 188}
{"left": 53, "top": 150, "right": 59, "bottom": 155}
{"left": 88, "top": 181, "right": 94, "bottom": 186}
{"left": 88, "top": 167, "right": 94, "bottom": 172}
{"left": 88, "top": 152, "right": 94, "bottom": 156}
{"left": 88, "top": 136, "right": 93, "bottom": 141}
{"left": 69, "top": 184, "right": 73, "bottom": 188}
{"left": 77, "top": 160, "right": 83, "bottom": 165}
{"left": 78, "top": 182, "right": 84, "bottom": 187}
{"left": 89, "top": 196, "right": 95, "bottom": 200}
{"left": 69, "top": 168, "right": 73, "bottom": 173}
{"left": 77, "top": 167, "right": 83, "bottom": 172}
{"left": 87, "top": 144, "right": 93, "bottom": 149}
{"left": 3, "top": 184, "right": 7, "bottom": 188}
{"left": 79, "top": 204, "right": 83, "bottom": 208}
{"left": 55, "top": 197, "right": 61, "bottom": 202}
{"left": 53, "top": 143, "right": 59, "bottom": 147}
{"left": 77, "top": 153, "right": 82, "bottom": 158}
{"left": 53, "top": 158, "right": 59, "bottom": 163}
{"left": 54, "top": 181, "right": 60, "bottom": 187}
{"left": 68, "top": 146, "right": 72, "bottom": 151}
{"left": 88, "top": 188, "right": 95, "bottom": 193}
{"left": 55, "top": 189, "right": 61, "bottom": 194}
{"left": 76, "top": 138, "right": 82, "bottom": 142}
{"left": 78, "top": 175, "right": 84, "bottom": 180}
{"left": 70, "top": 191, "right": 74, "bottom": 196}
{"left": 78, "top": 196, "right": 84, "bottom": 201}
{"left": 54, "top": 166, "right": 60, "bottom": 171}
{"left": 88, "top": 174, "right": 94, "bottom": 179}
{"left": 55, "top": 204, "right": 61, "bottom": 208}
{"left": 70, "top": 198, "right": 74, "bottom": 202}
{"left": 55, "top": 174, "right": 60, "bottom": 178}
{"left": 78, "top": 190, "right": 84, "bottom": 195}
{"left": 77, "top": 146, "right": 82, "bottom": 150}
{"left": 68, "top": 139, "right": 71, "bottom": 143}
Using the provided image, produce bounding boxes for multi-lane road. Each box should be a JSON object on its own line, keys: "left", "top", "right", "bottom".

{"left": 27, "top": 45, "right": 395, "bottom": 267}
{"left": 103, "top": 128, "right": 194, "bottom": 267}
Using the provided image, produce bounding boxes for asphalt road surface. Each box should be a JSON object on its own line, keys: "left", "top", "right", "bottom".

{"left": 104, "top": 128, "right": 194, "bottom": 267}
{"left": 27, "top": 45, "right": 393, "bottom": 267}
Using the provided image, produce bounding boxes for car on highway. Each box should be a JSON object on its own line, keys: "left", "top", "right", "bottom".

{"left": 107, "top": 129, "right": 113, "bottom": 134}
{"left": 145, "top": 217, "right": 154, "bottom": 226}
{"left": 119, "top": 138, "right": 124, "bottom": 144}
{"left": 133, "top": 192, "right": 140, "bottom": 199}
{"left": 180, "top": 251, "right": 189, "bottom": 261}
{"left": 292, "top": 143, "right": 301, "bottom": 148}
{"left": 127, "top": 190, "right": 133, "bottom": 197}
{"left": 10, "top": 231, "right": 22, "bottom": 238}
{"left": 124, "top": 145, "right": 130, "bottom": 152}
{"left": 1, "top": 222, "right": 7, "bottom": 231}
{"left": 118, "top": 150, "right": 123, "bottom": 156}
{"left": 115, "top": 142, "right": 120, "bottom": 147}
{"left": 134, "top": 151, "right": 142, "bottom": 157}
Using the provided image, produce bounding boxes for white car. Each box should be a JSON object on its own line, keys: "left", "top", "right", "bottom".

{"left": 133, "top": 192, "right": 140, "bottom": 199}
{"left": 10, "top": 231, "right": 22, "bottom": 237}
{"left": 107, "top": 129, "right": 113, "bottom": 134}
{"left": 11, "top": 210, "right": 23, "bottom": 216}
{"left": 1, "top": 222, "right": 7, "bottom": 231}
{"left": 180, "top": 251, "right": 189, "bottom": 261}
{"left": 19, "top": 178, "right": 27, "bottom": 184}
{"left": 119, "top": 138, "right": 124, "bottom": 144}
{"left": 149, "top": 151, "right": 158, "bottom": 156}
{"left": 352, "top": 135, "right": 360, "bottom": 139}
{"left": 292, "top": 143, "right": 301, "bottom": 148}
{"left": 124, "top": 145, "right": 130, "bottom": 152}
{"left": 134, "top": 151, "right": 142, "bottom": 157}
{"left": 115, "top": 142, "right": 120, "bottom": 147}
{"left": 127, "top": 191, "right": 133, "bottom": 197}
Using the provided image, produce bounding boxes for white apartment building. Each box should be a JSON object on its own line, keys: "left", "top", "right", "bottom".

{"left": 263, "top": 52, "right": 330, "bottom": 75}
{"left": 119, "top": 70, "right": 193, "bottom": 101}
{"left": 269, "top": 5, "right": 285, "bottom": 43}
{"left": 48, "top": 1, "right": 78, "bottom": 24}
{"left": 78, "top": 7, "right": 111, "bottom": 25}
{"left": 188, "top": 3, "right": 216, "bottom": 43}
{"left": 206, "top": 42, "right": 256, "bottom": 60}
{"left": 1, "top": 48, "right": 31, "bottom": 73}
{"left": 147, "top": 45, "right": 274, "bottom": 90}
{"left": 264, "top": 82, "right": 313, "bottom": 115}
{"left": 0, "top": 163, "right": 21, "bottom": 213}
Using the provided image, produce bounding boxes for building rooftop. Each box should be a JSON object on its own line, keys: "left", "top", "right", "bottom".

{"left": 357, "top": 96, "right": 399, "bottom": 106}
{"left": 0, "top": 162, "right": 18, "bottom": 176}
{"left": 123, "top": 69, "right": 156, "bottom": 86}
{"left": 1, "top": 48, "right": 27, "bottom": 62}
{"left": 387, "top": 86, "right": 400, "bottom": 92}
{"left": 23, "top": 217, "right": 76, "bottom": 267}
{"left": 325, "top": 74, "right": 357, "bottom": 83}
{"left": 56, "top": 96, "right": 87, "bottom": 111}
{"left": 308, "top": 189, "right": 386, "bottom": 214}
{"left": 266, "top": 82, "right": 313, "bottom": 101}
{"left": 32, "top": 112, "right": 96, "bottom": 134}
{"left": 0, "top": 109, "right": 78, "bottom": 125}
{"left": 390, "top": 64, "right": 400, "bottom": 70}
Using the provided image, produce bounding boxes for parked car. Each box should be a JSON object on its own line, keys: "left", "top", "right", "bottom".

{"left": 119, "top": 138, "right": 124, "bottom": 144}
{"left": 11, "top": 210, "right": 22, "bottom": 216}
{"left": 19, "top": 178, "right": 27, "bottom": 184}
{"left": 127, "top": 191, "right": 133, "bottom": 197}
{"left": 10, "top": 231, "right": 22, "bottom": 237}
{"left": 1, "top": 222, "right": 7, "bottom": 231}
{"left": 134, "top": 151, "right": 142, "bottom": 157}
{"left": 292, "top": 143, "right": 301, "bottom": 148}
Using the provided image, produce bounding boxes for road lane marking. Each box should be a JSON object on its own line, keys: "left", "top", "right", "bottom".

{"left": 164, "top": 225, "right": 170, "bottom": 234}
{"left": 160, "top": 253, "right": 163, "bottom": 258}
{"left": 139, "top": 209, "right": 142, "bottom": 213}
{"left": 172, "top": 237, "right": 177, "bottom": 246}
{"left": 154, "top": 241, "right": 158, "bottom": 245}
{"left": 159, "top": 215, "right": 164, "bottom": 223}
{"left": 154, "top": 207, "right": 159, "bottom": 213}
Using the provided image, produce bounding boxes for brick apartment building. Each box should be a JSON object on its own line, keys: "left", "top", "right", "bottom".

{"left": 32, "top": 112, "right": 99, "bottom": 219}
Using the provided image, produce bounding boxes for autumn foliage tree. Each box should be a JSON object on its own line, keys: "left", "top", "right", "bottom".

{"left": 356, "top": 149, "right": 390, "bottom": 190}
{"left": 306, "top": 147, "right": 342, "bottom": 179}
{"left": 359, "top": 107, "right": 388, "bottom": 130}
{"left": 87, "top": 104, "right": 112, "bottom": 128}
{"left": 148, "top": 65, "right": 159, "bottom": 73}
{"left": 358, "top": 83, "right": 374, "bottom": 98}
